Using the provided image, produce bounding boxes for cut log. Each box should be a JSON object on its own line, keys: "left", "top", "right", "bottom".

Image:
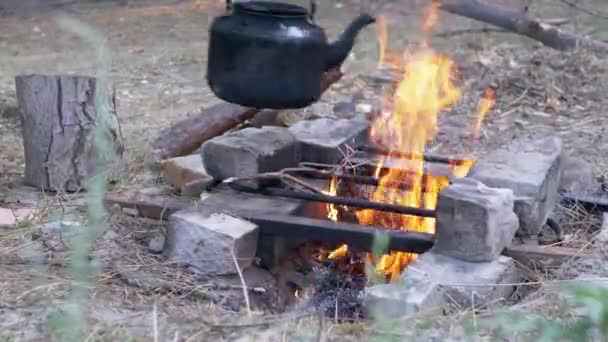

{"left": 436, "top": 0, "right": 608, "bottom": 53}
{"left": 151, "top": 68, "right": 343, "bottom": 162}
{"left": 15, "top": 74, "right": 125, "bottom": 192}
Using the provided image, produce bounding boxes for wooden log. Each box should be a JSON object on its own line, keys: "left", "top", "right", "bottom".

{"left": 436, "top": 0, "right": 608, "bottom": 53}
{"left": 15, "top": 74, "right": 125, "bottom": 192}
{"left": 104, "top": 190, "right": 192, "bottom": 220}
{"left": 151, "top": 68, "right": 343, "bottom": 162}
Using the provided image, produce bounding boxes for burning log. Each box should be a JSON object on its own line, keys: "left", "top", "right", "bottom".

{"left": 435, "top": 0, "right": 608, "bottom": 53}
{"left": 151, "top": 68, "right": 343, "bottom": 162}
{"left": 15, "top": 74, "right": 125, "bottom": 192}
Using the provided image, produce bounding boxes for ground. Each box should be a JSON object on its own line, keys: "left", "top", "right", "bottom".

{"left": 0, "top": 0, "right": 608, "bottom": 340}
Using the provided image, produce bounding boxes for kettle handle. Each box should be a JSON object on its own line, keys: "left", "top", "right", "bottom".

{"left": 309, "top": 0, "right": 316, "bottom": 21}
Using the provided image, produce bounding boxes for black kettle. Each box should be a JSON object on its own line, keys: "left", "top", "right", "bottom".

{"left": 206, "top": 0, "right": 375, "bottom": 109}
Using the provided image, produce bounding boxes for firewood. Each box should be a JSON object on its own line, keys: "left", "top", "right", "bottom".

{"left": 436, "top": 0, "right": 608, "bottom": 53}
{"left": 104, "top": 190, "right": 192, "bottom": 220}
{"left": 15, "top": 74, "right": 125, "bottom": 192}
{"left": 151, "top": 68, "right": 343, "bottom": 162}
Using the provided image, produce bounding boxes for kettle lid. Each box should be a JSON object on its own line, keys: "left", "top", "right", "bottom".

{"left": 235, "top": 1, "right": 309, "bottom": 17}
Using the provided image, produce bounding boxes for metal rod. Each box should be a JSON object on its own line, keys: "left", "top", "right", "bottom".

{"left": 247, "top": 213, "right": 435, "bottom": 254}
{"left": 284, "top": 169, "right": 446, "bottom": 192}
{"left": 236, "top": 186, "right": 437, "bottom": 218}
{"left": 359, "top": 144, "right": 473, "bottom": 165}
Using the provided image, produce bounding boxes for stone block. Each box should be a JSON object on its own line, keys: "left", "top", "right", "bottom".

{"left": 406, "top": 252, "right": 520, "bottom": 309}
{"left": 363, "top": 252, "right": 520, "bottom": 318}
{"left": 362, "top": 282, "right": 445, "bottom": 319}
{"left": 162, "top": 154, "right": 213, "bottom": 192}
{"left": 468, "top": 136, "right": 563, "bottom": 237}
{"left": 560, "top": 155, "right": 596, "bottom": 193}
{"left": 595, "top": 213, "right": 608, "bottom": 244}
{"left": 288, "top": 118, "right": 369, "bottom": 165}
{"left": 434, "top": 178, "right": 519, "bottom": 262}
{"left": 198, "top": 189, "right": 309, "bottom": 269}
{"left": 201, "top": 126, "right": 300, "bottom": 180}
{"left": 164, "top": 210, "right": 259, "bottom": 276}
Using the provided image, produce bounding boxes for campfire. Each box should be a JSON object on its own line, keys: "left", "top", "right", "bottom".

{"left": 319, "top": 6, "right": 497, "bottom": 281}
{"left": 102, "top": 1, "right": 576, "bottom": 322}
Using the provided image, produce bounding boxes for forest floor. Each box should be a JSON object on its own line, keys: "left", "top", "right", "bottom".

{"left": 0, "top": 0, "right": 608, "bottom": 340}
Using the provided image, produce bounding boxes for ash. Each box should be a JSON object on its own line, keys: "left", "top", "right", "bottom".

{"left": 296, "top": 260, "right": 367, "bottom": 321}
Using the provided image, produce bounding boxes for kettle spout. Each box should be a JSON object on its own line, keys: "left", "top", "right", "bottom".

{"left": 326, "top": 13, "right": 376, "bottom": 70}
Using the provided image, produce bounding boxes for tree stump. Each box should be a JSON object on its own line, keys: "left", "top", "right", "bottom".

{"left": 15, "top": 74, "right": 125, "bottom": 192}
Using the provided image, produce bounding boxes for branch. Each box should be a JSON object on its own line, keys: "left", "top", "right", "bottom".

{"left": 436, "top": 0, "right": 608, "bottom": 52}
{"left": 556, "top": 0, "right": 608, "bottom": 20}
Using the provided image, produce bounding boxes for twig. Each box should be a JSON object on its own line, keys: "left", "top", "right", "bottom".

{"left": 231, "top": 248, "right": 252, "bottom": 317}
{"left": 435, "top": 27, "right": 507, "bottom": 37}
{"left": 83, "top": 327, "right": 100, "bottom": 342}
{"left": 208, "top": 312, "right": 312, "bottom": 329}
{"left": 436, "top": 276, "right": 608, "bottom": 288}
{"left": 556, "top": 0, "right": 608, "bottom": 20}
{"left": 315, "top": 313, "right": 323, "bottom": 342}
{"left": 153, "top": 302, "right": 159, "bottom": 342}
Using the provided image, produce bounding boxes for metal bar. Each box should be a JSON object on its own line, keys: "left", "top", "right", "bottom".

{"left": 359, "top": 144, "right": 472, "bottom": 165}
{"left": 104, "top": 191, "right": 596, "bottom": 261}
{"left": 285, "top": 169, "right": 445, "bottom": 192}
{"left": 246, "top": 213, "right": 435, "bottom": 254}
{"left": 237, "top": 186, "right": 437, "bottom": 218}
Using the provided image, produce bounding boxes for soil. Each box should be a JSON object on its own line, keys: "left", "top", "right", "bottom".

{"left": 0, "top": 0, "right": 607, "bottom": 340}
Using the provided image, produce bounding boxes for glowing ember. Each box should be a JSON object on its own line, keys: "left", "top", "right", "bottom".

{"left": 328, "top": 244, "right": 349, "bottom": 260}
{"left": 473, "top": 88, "right": 497, "bottom": 139}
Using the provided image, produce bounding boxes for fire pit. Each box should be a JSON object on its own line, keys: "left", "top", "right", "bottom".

{"left": 105, "top": 5, "right": 569, "bottom": 320}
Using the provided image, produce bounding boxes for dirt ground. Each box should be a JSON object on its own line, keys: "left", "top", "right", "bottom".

{"left": 0, "top": 0, "right": 608, "bottom": 340}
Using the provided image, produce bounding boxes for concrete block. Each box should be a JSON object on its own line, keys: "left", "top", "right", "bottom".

{"left": 363, "top": 252, "right": 520, "bottom": 318}
{"left": 162, "top": 154, "right": 213, "bottom": 192}
{"left": 560, "top": 155, "right": 596, "bottom": 193}
{"left": 198, "top": 189, "right": 309, "bottom": 269}
{"left": 164, "top": 210, "right": 259, "bottom": 276}
{"left": 288, "top": 118, "right": 369, "bottom": 165}
{"left": 407, "top": 252, "right": 520, "bottom": 309}
{"left": 434, "top": 178, "right": 519, "bottom": 262}
{"left": 468, "top": 136, "right": 563, "bottom": 237}
{"left": 595, "top": 213, "right": 608, "bottom": 244}
{"left": 201, "top": 126, "right": 300, "bottom": 180}
{"left": 362, "top": 282, "right": 445, "bottom": 319}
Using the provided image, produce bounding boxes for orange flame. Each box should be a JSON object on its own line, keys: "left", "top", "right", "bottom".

{"left": 356, "top": 49, "right": 462, "bottom": 280}
{"left": 422, "top": 1, "right": 440, "bottom": 34}
{"left": 324, "top": 176, "right": 340, "bottom": 222}
{"left": 473, "top": 88, "right": 496, "bottom": 139}
{"left": 322, "top": 176, "right": 350, "bottom": 261}
{"left": 376, "top": 15, "right": 388, "bottom": 67}
{"left": 324, "top": 4, "right": 479, "bottom": 281}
